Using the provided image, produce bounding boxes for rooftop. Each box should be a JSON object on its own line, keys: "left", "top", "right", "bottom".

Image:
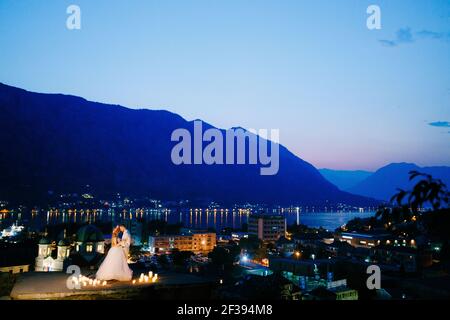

{"left": 339, "top": 232, "right": 390, "bottom": 240}
{"left": 76, "top": 225, "right": 104, "bottom": 242}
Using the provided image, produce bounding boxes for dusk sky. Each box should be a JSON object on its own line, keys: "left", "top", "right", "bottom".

{"left": 0, "top": 0, "right": 449, "bottom": 171}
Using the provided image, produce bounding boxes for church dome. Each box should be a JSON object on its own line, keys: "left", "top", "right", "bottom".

{"left": 58, "top": 239, "right": 70, "bottom": 246}
{"left": 76, "top": 225, "right": 104, "bottom": 242}
{"left": 39, "top": 237, "right": 51, "bottom": 245}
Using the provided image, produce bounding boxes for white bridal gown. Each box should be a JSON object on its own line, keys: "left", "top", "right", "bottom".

{"left": 96, "top": 241, "right": 133, "bottom": 281}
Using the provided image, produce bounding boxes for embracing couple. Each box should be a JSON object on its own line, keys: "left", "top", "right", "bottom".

{"left": 96, "top": 224, "right": 133, "bottom": 281}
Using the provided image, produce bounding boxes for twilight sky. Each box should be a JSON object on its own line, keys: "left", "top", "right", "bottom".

{"left": 0, "top": 0, "right": 449, "bottom": 170}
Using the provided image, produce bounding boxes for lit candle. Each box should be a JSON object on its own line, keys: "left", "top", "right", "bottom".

{"left": 102, "top": 281, "right": 107, "bottom": 286}
{"left": 132, "top": 279, "right": 136, "bottom": 284}
{"left": 144, "top": 276, "right": 149, "bottom": 282}
{"left": 148, "top": 271, "right": 153, "bottom": 278}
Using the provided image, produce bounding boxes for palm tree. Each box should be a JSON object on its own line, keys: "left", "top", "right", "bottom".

{"left": 390, "top": 188, "right": 408, "bottom": 207}
{"left": 375, "top": 207, "right": 392, "bottom": 228}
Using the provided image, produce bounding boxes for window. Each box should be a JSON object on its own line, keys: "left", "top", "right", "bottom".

{"left": 86, "top": 244, "right": 93, "bottom": 253}
{"left": 97, "top": 244, "right": 103, "bottom": 252}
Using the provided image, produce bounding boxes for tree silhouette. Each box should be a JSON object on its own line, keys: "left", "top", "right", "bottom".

{"left": 390, "top": 171, "right": 449, "bottom": 212}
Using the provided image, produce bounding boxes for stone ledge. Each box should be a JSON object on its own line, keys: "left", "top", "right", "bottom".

{"left": 10, "top": 272, "right": 214, "bottom": 300}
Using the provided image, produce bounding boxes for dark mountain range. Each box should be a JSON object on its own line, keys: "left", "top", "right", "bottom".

{"left": 348, "top": 163, "right": 450, "bottom": 201}
{"left": 319, "top": 169, "right": 373, "bottom": 190}
{"left": 0, "top": 83, "right": 377, "bottom": 206}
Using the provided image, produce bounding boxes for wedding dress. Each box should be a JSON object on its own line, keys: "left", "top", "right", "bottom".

{"left": 96, "top": 237, "right": 133, "bottom": 281}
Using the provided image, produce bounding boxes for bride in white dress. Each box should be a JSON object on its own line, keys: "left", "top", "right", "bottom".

{"left": 96, "top": 226, "right": 133, "bottom": 281}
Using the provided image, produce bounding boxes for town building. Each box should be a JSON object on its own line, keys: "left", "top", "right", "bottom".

{"left": 371, "top": 245, "right": 433, "bottom": 273}
{"left": 269, "top": 257, "right": 332, "bottom": 278}
{"left": 0, "top": 223, "right": 25, "bottom": 240}
{"left": 1, "top": 242, "right": 35, "bottom": 274}
{"left": 74, "top": 225, "right": 105, "bottom": 262}
{"left": 268, "top": 257, "right": 357, "bottom": 300}
{"left": 231, "top": 232, "right": 249, "bottom": 241}
{"left": 216, "top": 232, "right": 249, "bottom": 243}
{"left": 216, "top": 273, "right": 301, "bottom": 300}
{"left": 307, "top": 285, "right": 358, "bottom": 300}
{"left": 35, "top": 225, "right": 105, "bottom": 272}
{"left": 35, "top": 237, "right": 71, "bottom": 272}
{"left": 276, "top": 236, "right": 296, "bottom": 257}
{"left": 248, "top": 214, "right": 286, "bottom": 242}
{"left": 0, "top": 264, "right": 29, "bottom": 274}
{"left": 336, "top": 231, "right": 390, "bottom": 248}
{"left": 148, "top": 230, "right": 216, "bottom": 254}
{"left": 124, "top": 220, "right": 143, "bottom": 246}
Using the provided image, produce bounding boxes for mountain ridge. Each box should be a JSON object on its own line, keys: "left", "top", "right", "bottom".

{"left": 0, "top": 82, "right": 377, "bottom": 206}
{"left": 319, "top": 168, "right": 373, "bottom": 190}
{"left": 347, "top": 162, "right": 450, "bottom": 201}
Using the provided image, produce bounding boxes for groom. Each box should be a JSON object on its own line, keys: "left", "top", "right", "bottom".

{"left": 118, "top": 224, "right": 131, "bottom": 258}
